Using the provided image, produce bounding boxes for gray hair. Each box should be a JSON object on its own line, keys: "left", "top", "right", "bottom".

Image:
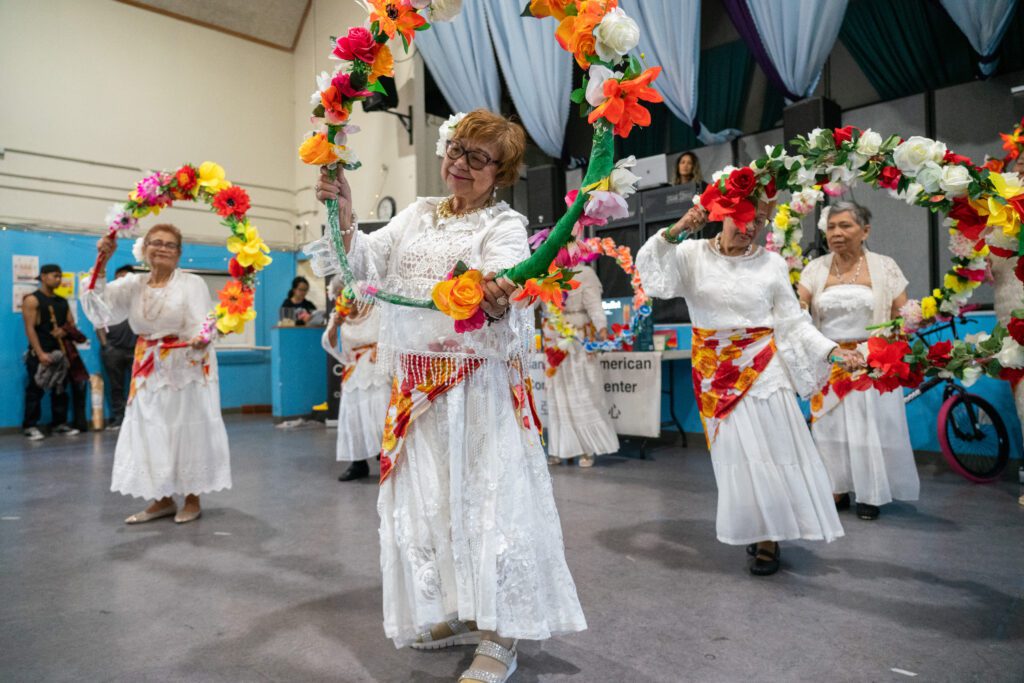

{"left": 827, "top": 201, "right": 872, "bottom": 228}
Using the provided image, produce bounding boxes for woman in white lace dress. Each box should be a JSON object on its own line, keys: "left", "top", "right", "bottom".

{"left": 545, "top": 264, "right": 619, "bottom": 467}
{"left": 799, "top": 202, "right": 918, "bottom": 521}
{"left": 82, "top": 224, "right": 230, "bottom": 524}
{"left": 637, "top": 203, "right": 861, "bottom": 576}
{"left": 315, "top": 110, "right": 585, "bottom": 682}
{"left": 321, "top": 291, "right": 389, "bottom": 481}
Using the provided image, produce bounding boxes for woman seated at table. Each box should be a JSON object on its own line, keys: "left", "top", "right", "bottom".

{"left": 280, "top": 276, "right": 317, "bottom": 325}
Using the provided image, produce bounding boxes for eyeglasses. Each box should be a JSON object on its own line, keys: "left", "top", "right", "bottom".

{"left": 145, "top": 239, "right": 180, "bottom": 251}
{"left": 445, "top": 140, "right": 499, "bottom": 171}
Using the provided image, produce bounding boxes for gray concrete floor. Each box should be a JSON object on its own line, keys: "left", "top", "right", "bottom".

{"left": 1, "top": 416, "right": 1022, "bottom": 683}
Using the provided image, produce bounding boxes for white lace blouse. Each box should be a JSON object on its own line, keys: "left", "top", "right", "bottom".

{"left": 636, "top": 233, "right": 836, "bottom": 398}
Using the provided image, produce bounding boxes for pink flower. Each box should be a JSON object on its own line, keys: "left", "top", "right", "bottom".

{"left": 899, "top": 299, "right": 923, "bottom": 333}
{"left": 454, "top": 307, "right": 486, "bottom": 333}
{"left": 954, "top": 267, "right": 987, "bottom": 282}
{"left": 331, "top": 72, "right": 371, "bottom": 100}
{"left": 528, "top": 228, "right": 551, "bottom": 251}
{"left": 584, "top": 190, "right": 629, "bottom": 222}
{"left": 566, "top": 190, "right": 606, "bottom": 227}
{"left": 135, "top": 172, "right": 171, "bottom": 205}
{"left": 332, "top": 27, "right": 379, "bottom": 63}
{"left": 822, "top": 181, "right": 845, "bottom": 196}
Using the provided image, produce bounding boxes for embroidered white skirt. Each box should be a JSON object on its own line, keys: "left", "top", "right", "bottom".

{"left": 710, "top": 389, "right": 844, "bottom": 545}
{"left": 812, "top": 388, "right": 920, "bottom": 506}
{"left": 547, "top": 346, "right": 620, "bottom": 459}
{"left": 377, "top": 364, "right": 587, "bottom": 647}
{"left": 337, "top": 361, "right": 391, "bottom": 462}
{"left": 111, "top": 380, "right": 231, "bottom": 500}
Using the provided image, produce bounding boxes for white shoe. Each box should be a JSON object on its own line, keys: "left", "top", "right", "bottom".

{"left": 546, "top": 455, "right": 560, "bottom": 466}
{"left": 411, "top": 619, "right": 481, "bottom": 650}
{"left": 125, "top": 504, "right": 177, "bottom": 524}
{"left": 578, "top": 454, "right": 595, "bottom": 468}
{"left": 54, "top": 424, "right": 80, "bottom": 436}
{"left": 23, "top": 427, "right": 45, "bottom": 441}
{"left": 459, "top": 640, "right": 518, "bottom": 682}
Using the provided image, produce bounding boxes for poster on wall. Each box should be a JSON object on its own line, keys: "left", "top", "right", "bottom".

{"left": 527, "top": 353, "right": 550, "bottom": 426}
{"left": 54, "top": 272, "right": 75, "bottom": 300}
{"left": 13, "top": 283, "right": 36, "bottom": 313}
{"left": 12, "top": 255, "right": 39, "bottom": 282}
{"left": 599, "top": 352, "right": 662, "bottom": 438}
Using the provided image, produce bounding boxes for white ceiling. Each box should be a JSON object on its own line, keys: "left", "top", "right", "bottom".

{"left": 116, "top": 0, "right": 311, "bottom": 51}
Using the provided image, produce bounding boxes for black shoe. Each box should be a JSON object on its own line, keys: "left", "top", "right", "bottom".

{"left": 749, "top": 542, "right": 781, "bottom": 576}
{"left": 338, "top": 460, "right": 370, "bottom": 482}
{"left": 835, "top": 493, "right": 851, "bottom": 511}
{"left": 856, "top": 503, "right": 880, "bottom": 520}
{"left": 746, "top": 543, "right": 757, "bottom": 557}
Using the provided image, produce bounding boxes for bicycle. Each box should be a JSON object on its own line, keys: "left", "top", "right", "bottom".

{"left": 904, "top": 313, "right": 1011, "bottom": 483}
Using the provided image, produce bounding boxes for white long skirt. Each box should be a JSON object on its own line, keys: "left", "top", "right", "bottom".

{"left": 547, "top": 346, "right": 619, "bottom": 459}
{"left": 711, "top": 389, "right": 844, "bottom": 545}
{"left": 111, "top": 380, "right": 231, "bottom": 500}
{"left": 812, "top": 388, "right": 920, "bottom": 506}
{"left": 378, "top": 364, "right": 587, "bottom": 647}
{"left": 337, "top": 381, "right": 390, "bottom": 462}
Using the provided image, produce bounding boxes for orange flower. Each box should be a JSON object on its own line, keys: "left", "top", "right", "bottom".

{"left": 1001, "top": 125, "right": 1024, "bottom": 160}
{"left": 369, "top": 0, "right": 427, "bottom": 44}
{"left": 299, "top": 133, "right": 338, "bottom": 165}
{"left": 588, "top": 66, "right": 663, "bottom": 138}
{"left": 369, "top": 43, "right": 395, "bottom": 83}
{"left": 432, "top": 270, "right": 484, "bottom": 320}
{"left": 514, "top": 270, "right": 580, "bottom": 308}
{"left": 530, "top": 0, "right": 573, "bottom": 20}
{"left": 700, "top": 392, "right": 719, "bottom": 418}
{"left": 693, "top": 347, "right": 718, "bottom": 379}
{"left": 218, "top": 280, "right": 254, "bottom": 315}
{"left": 734, "top": 367, "right": 759, "bottom": 392}
{"left": 810, "top": 393, "right": 824, "bottom": 413}
{"left": 555, "top": 0, "right": 615, "bottom": 69}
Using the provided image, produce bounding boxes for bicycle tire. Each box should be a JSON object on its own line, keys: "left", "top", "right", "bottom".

{"left": 936, "top": 392, "right": 1010, "bottom": 483}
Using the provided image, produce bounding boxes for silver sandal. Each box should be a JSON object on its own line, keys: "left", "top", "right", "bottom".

{"left": 458, "top": 639, "right": 518, "bottom": 683}
{"left": 410, "top": 618, "right": 481, "bottom": 650}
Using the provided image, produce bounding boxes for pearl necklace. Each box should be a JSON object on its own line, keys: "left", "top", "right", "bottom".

{"left": 714, "top": 234, "right": 754, "bottom": 257}
{"left": 831, "top": 253, "right": 864, "bottom": 285}
{"left": 436, "top": 195, "right": 494, "bottom": 221}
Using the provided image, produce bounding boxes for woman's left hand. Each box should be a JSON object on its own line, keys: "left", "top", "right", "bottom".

{"left": 188, "top": 335, "right": 211, "bottom": 350}
{"left": 831, "top": 347, "right": 866, "bottom": 371}
{"left": 481, "top": 272, "right": 518, "bottom": 320}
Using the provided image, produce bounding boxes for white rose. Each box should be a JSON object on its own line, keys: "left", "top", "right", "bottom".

{"left": 593, "top": 8, "right": 639, "bottom": 63}
{"left": 428, "top": 0, "right": 462, "bottom": 22}
{"left": 791, "top": 227, "right": 803, "bottom": 244}
{"left": 964, "top": 331, "right": 991, "bottom": 345}
{"left": 939, "top": 164, "right": 972, "bottom": 197}
{"left": 795, "top": 166, "right": 819, "bottom": 187}
{"left": 855, "top": 129, "right": 882, "bottom": 156}
{"left": 817, "top": 206, "right": 831, "bottom": 233}
{"left": 609, "top": 156, "right": 640, "bottom": 197}
{"left": 961, "top": 366, "right": 982, "bottom": 386}
{"left": 783, "top": 154, "right": 806, "bottom": 170}
{"left": 586, "top": 65, "right": 621, "bottom": 107}
{"left": 997, "top": 337, "right": 1024, "bottom": 368}
{"left": 915, "top": 161, "right": 943, "bottom": 193}
{"left": 895, "top": 181, "right": 925, "bottom": 205}
{"left": 893, "top": 136, "right": 947, "bottom": 174}
{"left": 711, "top": 165, "right": 737, "bottom": 184}
{"left": 791, "top": 187, "right": 823, "bottom": 214}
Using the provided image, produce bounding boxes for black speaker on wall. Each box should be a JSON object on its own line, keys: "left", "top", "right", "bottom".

{"left": 526, "top": 165, "right": 565, "bottom": 229}
{"left": 783, "top": 97, "right": 841, "bottom": 153}
{"left": 362, "top": 76, "right": 399, "bottom": 112}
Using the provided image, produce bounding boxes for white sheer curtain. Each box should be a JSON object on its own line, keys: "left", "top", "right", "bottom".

{"left": 483, "top": 0, "right": 572, "bottom": 158}
{"left": 619, "top": 0, "right": 736, "bottom": 144}
{"left": 415, "top": 1, "right": 501, "bottom": 113}
{"left": 746, "top": 0, "right": 848, "bottom": 101}
{"left": 940, "top": 0, "right": 1019, "bottom": 76}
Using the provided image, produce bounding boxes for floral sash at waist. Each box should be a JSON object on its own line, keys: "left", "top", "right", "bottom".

{"left": 128, "top": 335, "right": 210, "bottom": 404}
{"left": 692, "top": 326, "right": 776, "bottom": 446}
{"left": 378, "top": 354, "right": 542, "bottom": 484}
{"left": 341, "top": 344, "right": 376, "bottom": 385}
{"left": 809, "top": 340, "right": 873, "bottom": 422}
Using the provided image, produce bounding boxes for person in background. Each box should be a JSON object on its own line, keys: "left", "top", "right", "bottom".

{"left": 280, "top": 276, "right": 317, "bottom": 325}
{"left": 673, "top": 151, "right": 705, "bottom": 190}
{"left": 21, "top": 263, "right": 81, "bottom": 440}
{"left": 97, "top": 265, "right": 138, "bottom": 431}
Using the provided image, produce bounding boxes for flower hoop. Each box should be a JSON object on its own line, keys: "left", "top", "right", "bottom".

{"left": 89, "top": 162, "right": 270, "bottom": 341}
{"left": 701, "top": 124, "right": 1024, "bottom": 390}
{"left": 299, "top": 0, "right": 662, "bottom": 333}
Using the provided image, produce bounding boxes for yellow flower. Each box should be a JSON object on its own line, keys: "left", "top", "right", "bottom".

{"left": 976, "top": 244, "right": 990, "bottom": 257}
{"left": 773, "top": 207, "right": 790, "bottom": 229}
{"left": 215, "top": 304, "right": 256, "bottom": 334}
{"left": 921, "top": 296, "right": 938, "bottom": 319}
{"left": 129, "top": 190, "right": 162, "bottom": 217}
{"left": 226, "top": 222, "right": 273, "bottom": 270}
{"left": 198, "top": 161, "right": 232, "bottom": 195}
{"left": 932, "top": 289, "right": 943, "bottom": 298}
{"left": 789, "top": 269, "right": 801, "bottom": 285}
{"left": 944, "top": 273, "right": 969, "bottom": 293}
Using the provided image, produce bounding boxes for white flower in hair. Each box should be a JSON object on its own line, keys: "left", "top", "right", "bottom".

{"left": 817, "top": 206, "right": 831, "bottom": 233}
{"left": 132, "top": 237, "right": 147, "bottom": 266}
{"left": 436, "top": 112, "right": 467, "bottom": 157}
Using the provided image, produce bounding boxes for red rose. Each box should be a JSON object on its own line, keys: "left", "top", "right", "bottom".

{"left": 228, "top": 257, "right": 252, "bottom": 280}
{"left": 700, "top": 183, "right": 756, "bottom": 230}
{"left": 1000, "top": 366, "right": 1024, "bottom": 386}
{"left": 926, "top": 340, "right": 953, "bottom": 367}
{"left": 330, "top": 72, "right": 371, "bottom": 100}
{"left": 333, "top": 27, "right": 379, "bottom": 64}
{"left": 877, "top": 166, "right": 902, "bottom": 190}
{"left": 763, "top": 177, "right": 777, "bottom": 200}
{"left": 1015, "top": 256, "right": 1024, "bottom": 284}
{"left": 832, "top": 126, "right": 856, "bottom": 146}
{"left": 871, "top": 373, "right": 902, "bottom": 394}
{"left": 724, "top": 167, "right": 756, "bottom": 198}
{"left": 1008, "top": 317, "right": 1024, "bottom": 346}
{"left": 950, "top": 197, "right": 987, "bottom": 241}
{"left": 943, "top": 150, "right": 974, "bottom": 166}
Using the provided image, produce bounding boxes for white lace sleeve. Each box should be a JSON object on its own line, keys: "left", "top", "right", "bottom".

{"left": 480, "top": 208, "right": 530, "bottom": 272}
{"left": 579, "top": 267, "right": 608, "bottom": 331}
{"left": 79, "top": 272, "right": 140, "bottom": 329}
{"left": 635, "top": 231, "right": 697, "bottom": 300}
{"left": 884, "top": 255, "right": 909, "bottom": 300}
{"left": 348, "top": 203, "right": 416, "bottom": 284}
{"left": 769, "top": 254, "right": 836, "bottom": 398}
{"left": 181, "top": 273, "right": 214, "bottom": 338}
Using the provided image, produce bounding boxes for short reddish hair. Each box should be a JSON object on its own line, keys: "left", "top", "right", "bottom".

{"left": 451, "top": 109, "right": 526, "bottom": 188}
{"left": 145, "top": 223, "right": 183, "bottom": 249}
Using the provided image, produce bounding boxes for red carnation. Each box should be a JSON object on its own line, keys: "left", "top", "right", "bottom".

{"left": 333, "top": 27, "right": 379, "bottom": 64}
{"left": 724, "top": 167, "right": 756, "bottom": 198}
{"left": 228, "top": 257, "right": 253, "bottom": 280}
{"left": 867, "top": 336, "right": 912, "bottom": 380}
{"left": 832, "top": 125, "right": 857, "bottom": 146}
{"left": 763, "top": 177, "right": 778, "bottom": 200}
{"left": 949, "top": 197, "right": 987, "bottom": 241}
{"left": 213, "top": 186, "right": 250, "bottom": 219}
{"left": 877, "top": 166, "right": 902, "bottom": 190}
{"left": 943, "top": 150, "right": 974, "bottom": 166}
{"left": 926, "top": 340, "right": 953, "bottom": 367}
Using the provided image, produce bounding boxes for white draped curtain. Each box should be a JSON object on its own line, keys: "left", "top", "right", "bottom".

{"left": 940, "top": 0, "right": 1019, "bottom": 76}
{"left": 484, "top": 0, "right": 572, "bottom": 158}
{"left": 746, "top": 0, "right": 849, "bottom": 102}
{"left": 415, "top": 1, "right": 501, "bottom": 113}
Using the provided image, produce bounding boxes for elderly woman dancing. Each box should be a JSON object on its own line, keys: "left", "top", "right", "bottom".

{"left": 83, "top": 224, "right": 231, "bottom": 524}
{"left": 316, "top": 109, "right": 585, "bottom": 683}
{"left": 637, "top": 202, "right": 862, "bottom": 576}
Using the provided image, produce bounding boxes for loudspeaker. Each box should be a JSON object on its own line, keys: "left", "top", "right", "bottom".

{"left": 526, "top": 164, "right": 565, "bottom": 229}
{"left": 362, "top": 76, "right": 399, "bottom": 112}
{"left": 783, "top": 97, "right": 841, "bottom": 153}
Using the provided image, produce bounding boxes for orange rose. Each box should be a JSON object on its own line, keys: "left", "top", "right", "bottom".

{"left": 298, "top": 133, "right": 338, "bottom": 165}
{"left": 718, "top": 344, "right": 742, "bottom": 362}
{"left": 734, "top": 367, "right": 759, "bottom": 392}
{"left": 700, "top": 392, "right": 719, "bottom": 418}
{"left": 693, "top": 347, "right": 718, "bottom": 379}
{"left": 432, "top": 270, "right": 484, "bottom": 320}
{"left": 369, "top": 44, "right": 394, "bottom": 84}
{"left": 530, "top": 0, "right": 572, "bottom": 20}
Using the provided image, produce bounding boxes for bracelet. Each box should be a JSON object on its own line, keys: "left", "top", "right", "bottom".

{"left": 485, "top": 308, "right": 508, "bottom": 324}
{"left": 662, "top": 227, "right": 686, "bottom": 244}
{"left": 340, "top": 212, "right": 359, "bottom": 235}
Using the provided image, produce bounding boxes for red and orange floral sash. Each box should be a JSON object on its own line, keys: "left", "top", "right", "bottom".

{"left": 341, "top": 344, "right": 376, "bottom": 385}
{"left": 691, "top": 326, "right": 776, "bottom": 446}
{"left": 809, "top": 341, "right": 873, "bottom": 422}
{"left": 128, "top": 335, "right": 210, "bottom": 403}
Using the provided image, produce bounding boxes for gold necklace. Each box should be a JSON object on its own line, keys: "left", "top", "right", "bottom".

{"left": 436, "top": 195, "right": 494, "bottom": 220}
{"left": 714, "top": 234, "right": 753, "bottom": 257}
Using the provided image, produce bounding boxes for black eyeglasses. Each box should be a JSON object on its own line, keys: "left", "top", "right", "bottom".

{"left": 446, "top": 140, "right": 499, "bottom": 171}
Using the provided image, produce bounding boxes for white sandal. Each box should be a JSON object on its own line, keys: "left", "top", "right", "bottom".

{"left": 410, "top": 619, "right": 481, "bottom": 650}
{"left": 458, "top": 639, "right": 518, "bottom": 683}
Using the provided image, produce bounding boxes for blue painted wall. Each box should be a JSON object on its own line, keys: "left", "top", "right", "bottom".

{"left": 270, "top": 327, "right": 327, "bottom": 419}
{"left": 0, "top": 227, "right": 296, "bottom": 429}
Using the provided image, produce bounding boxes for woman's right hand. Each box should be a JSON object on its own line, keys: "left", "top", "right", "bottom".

{"left": 97, "top": 234, "right": 116, "bottom": 257}
{"left": 316, "top": 166, "right": 354, "bottom": 232}
{"left": 670, "top": 205, "right": 708, "bottom": 238}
